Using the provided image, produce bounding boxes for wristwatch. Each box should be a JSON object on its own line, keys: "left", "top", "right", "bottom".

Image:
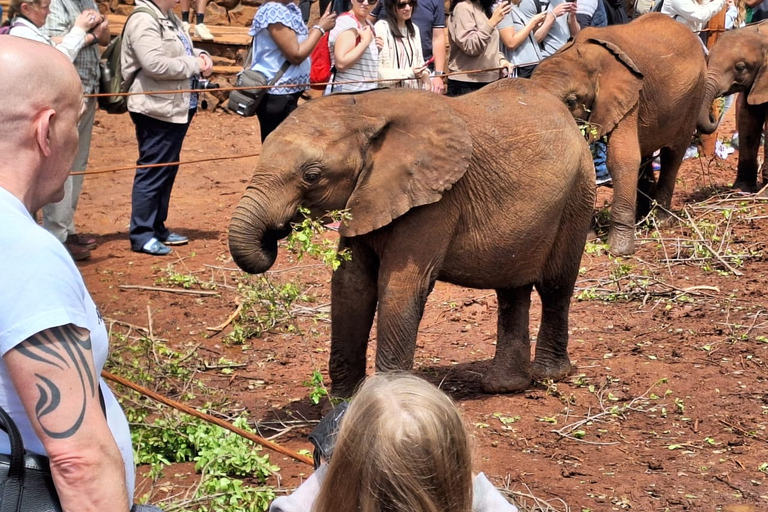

{"left": 433, "top": 71, "right": 444, "bottom": 76}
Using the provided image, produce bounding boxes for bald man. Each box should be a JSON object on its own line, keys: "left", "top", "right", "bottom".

{"left": 0, "top": 37, "right": 134, "bottom": 512}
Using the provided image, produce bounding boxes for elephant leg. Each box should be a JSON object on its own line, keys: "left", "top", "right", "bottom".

{"left": 605, "top": 118, "right": 642, "bottom": 255}
{"left": 653, "top": 143, "right": 688, "bottom": 218}
{"left": 329, "top": 239, "right": 379, "bottom": 399}
{"left": 734, "top": 103, "right": 767, "bottom": 193}
{"left": 636, "top": 158, "right": 656, "bottom": 221}
{"left": 482, "top": 285, "right": 533, "bottom": 393}
{"left": 531, "top": 282, "right": 574, "bottom": 382}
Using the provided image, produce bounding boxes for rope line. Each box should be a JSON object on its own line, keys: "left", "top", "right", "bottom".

{"left": 84, "top": 65, "right": 508, "bottom": 98}
{"left": 71, "top": 152, "right": 261, "bottom": 176}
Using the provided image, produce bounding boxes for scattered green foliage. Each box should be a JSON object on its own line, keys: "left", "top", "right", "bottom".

{"left": 286, "top": 207, "right": 352, "bottom": 271}
{"left": 303, "top": 369, "right": 329, "bottom": 405}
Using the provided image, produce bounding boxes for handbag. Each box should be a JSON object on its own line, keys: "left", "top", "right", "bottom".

{"left": 0, "top": 404, "right": 61, "bottom": 512}
{"left": 228, "top": 38, "right": 292, "bottom": 117}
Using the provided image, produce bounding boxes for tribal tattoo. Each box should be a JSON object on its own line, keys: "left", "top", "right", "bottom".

{"left": 16, "top": 325, "right": 96, "bottom": 439}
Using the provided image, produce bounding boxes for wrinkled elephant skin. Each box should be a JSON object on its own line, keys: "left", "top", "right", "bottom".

{"left": 229, "top": 83, "right": 595, "bottom": 398}
{"left": 533, "top": 13, "right": 707, "bottom": 255}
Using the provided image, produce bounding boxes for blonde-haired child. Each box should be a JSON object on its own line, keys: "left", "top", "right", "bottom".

{"left": 270, "top": 373, "right": 518, "bottom": 512}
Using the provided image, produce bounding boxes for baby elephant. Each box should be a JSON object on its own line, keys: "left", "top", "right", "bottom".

{"left": 229, "top": 82, "right": 595, "bottom": 398}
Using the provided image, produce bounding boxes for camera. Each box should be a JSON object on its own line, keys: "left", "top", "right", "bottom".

{"left": 190, "top": 77, "right": 220, "bottom": 90}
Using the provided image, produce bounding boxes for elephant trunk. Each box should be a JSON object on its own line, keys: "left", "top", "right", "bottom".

{"left": 228, "top": 185, "right": 295, "bottom": 275}
{"left": 697, "top": 76, "right": 724, "bottom": 135}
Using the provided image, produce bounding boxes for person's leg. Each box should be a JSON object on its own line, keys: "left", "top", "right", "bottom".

{"left": 181, "top": 0, "right": 190, "bottom": 22}
{"left": 154, "top": 110, "right": 194, "bottom": 242}
{"left": 256, "top": 93, "right": 302, "bottom": 143}
{"left": 194, "top": 0, "right": 214, "bottom": 40}
{"left": 42, "top": 96, "right": 96, "bottom": 259}
{"left": 129, "top": 113, "right": 188, "bottom": 252}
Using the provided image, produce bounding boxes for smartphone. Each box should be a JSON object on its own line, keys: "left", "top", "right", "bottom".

{"left": 425, "top": 56, "right": 435, "bottom": 66}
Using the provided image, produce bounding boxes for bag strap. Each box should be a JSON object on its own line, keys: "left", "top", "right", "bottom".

{"left": 533, "top": 0, "right": 543, "bottom": 14}
{"left": 0, "top": 405, "right": 26, "bottom": 512}
{"left": 244, "top": 36, "right": 291, "bottom": 86}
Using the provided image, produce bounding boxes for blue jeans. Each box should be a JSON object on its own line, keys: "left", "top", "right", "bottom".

{"left": 129, "top": 110, "right": 195, "bottom": 250}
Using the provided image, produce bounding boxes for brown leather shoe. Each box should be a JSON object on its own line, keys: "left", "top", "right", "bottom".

{"left": 67, "top": 233, "right": 97, "bottom": 250}
{"left": 64, "top": 240, "right": 91, "bottom": 261}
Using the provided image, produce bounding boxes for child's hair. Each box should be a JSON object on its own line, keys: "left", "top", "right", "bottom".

{"left": 312, "top": 373, "right": 474, "bottom": 512}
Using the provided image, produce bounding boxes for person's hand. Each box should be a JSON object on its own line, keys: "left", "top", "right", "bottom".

{"left": 92, "top": 14, "right": 109, "bottom": 38}
{"left": 430, "top": 75, "right": 445, "bottom": 94}
{"left": 74, "top": 10, "right": 100, "bottom": 31}
{"left": 552, "top": 2, "right": 574, "bottom": 16}
{"left": 318, "top": 3, "right": 337, "bottom": 32}
{"left": 412, "top": 64, "right": 428, "bottom": 78}
{"left": 499, "top": 60, "right": 515, "bottom": 78}
{"left": 198, "top": 54, "right": 213, "bottom": 77}
{"left": 358, "top": 25, "right": 374, "bottom": 46}
{"left": 529, "top": 11, "right": 547, "bottom": 28}
{"left": 375, "top": 35, "right": 384, "bottom": 50}
{"left": 490, "top": 0, "right": 512, "bottom": 27}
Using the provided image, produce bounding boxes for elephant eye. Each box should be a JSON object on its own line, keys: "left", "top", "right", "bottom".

{"left": 303, "top": 168, "right": 321, "bottom": 184}
{"left": 565, "top": 94, "right": 578, "bottom": 109}
{"left": 735, "top": 62, "right": 746, "bottom": 73}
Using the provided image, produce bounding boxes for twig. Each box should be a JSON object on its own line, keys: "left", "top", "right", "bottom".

{"left": 206, "top": 303, "right": 244, "bottom": 332}
{"left": 119, "top": 284, "right": 220, "bottom": 296}
{"left": 683, "top": 208, "right": 743, "bottom": 275}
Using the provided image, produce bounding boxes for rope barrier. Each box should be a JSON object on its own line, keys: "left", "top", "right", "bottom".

{"left": 83, "top": 65, "right": 508, "bottom": 98}
{"left": 102, "top": 370, "right": 315, "bottom": 467}
{"left": 70, "top": 152, "right": 260, "bottom": 177}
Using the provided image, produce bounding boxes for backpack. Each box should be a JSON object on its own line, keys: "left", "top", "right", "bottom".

{"left": 308, "top": 13, "right": 360, "bottom": 91}
{"left": 98, "top": 6, "right": 160, "bottom": 114}
{"left": 0, "top": 20, "right": 24, "bottom": 35}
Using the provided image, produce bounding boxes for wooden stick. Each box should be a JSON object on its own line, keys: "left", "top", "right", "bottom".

{"left": 118, "top": 284, "right": 220, "bottom": 296}
{"left": 683, "top": 209, "right": 743, "bottom": 276}
{"left": 207, "top": 303, "right": 244, "bottom": 332}
{"left": 101, "top": 370, "right": 315, "bottom": 466}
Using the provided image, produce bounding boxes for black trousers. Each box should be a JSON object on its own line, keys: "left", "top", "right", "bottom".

{"left": 256, "top": 92, "right": 303, "bottom": 143}
{"left": 446, "top": 79, "right": 489, "bottom": 97}
{"left": 129, "top": 110, "right": 194, "bottom": 250}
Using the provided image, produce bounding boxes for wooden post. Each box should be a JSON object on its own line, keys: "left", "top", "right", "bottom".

{"left": 699, "top": 7, "right": 727, "bottom": 158}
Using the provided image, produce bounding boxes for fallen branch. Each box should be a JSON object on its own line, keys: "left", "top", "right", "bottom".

{"left": 119, "top": 284, "right": 220, "bottom": 296}
{"left": 206, "top": 303, "right": 244, "bottom": 332}
{"left": 683, "top": 208, "right": 743, "bottom": 276}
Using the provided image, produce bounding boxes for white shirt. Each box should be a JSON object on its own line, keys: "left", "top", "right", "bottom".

{"left": 8, "top": 15, "right": 89, "bottom": 62}
{"left": 661, "top": 0, "right": 726, "bottom": 32}
{"left": 0, "top": 186, "right": 135, "bottom": 502}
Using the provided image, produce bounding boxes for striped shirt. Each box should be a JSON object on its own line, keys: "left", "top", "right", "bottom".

{"left": 327, "top": 13, "right": 379, "bottom": 94}
{"left": 44, "top": 0, "right": 100, "bottom": 93}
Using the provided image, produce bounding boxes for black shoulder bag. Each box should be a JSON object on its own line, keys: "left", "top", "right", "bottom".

{"left": 0, "top": 404, "right": 61, "bottom": 512}
{"left": 228, "top": 37, "right": 292, "bottom": 117}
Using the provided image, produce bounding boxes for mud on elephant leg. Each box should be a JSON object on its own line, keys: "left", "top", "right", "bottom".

{"left": 531, "top": 283, "right": 573, "bottom": 382}
{"left": 482, "top": 285, "right": 534, "bottom": 393}
{"left": 328, "top": 242, "right": 379, "bottom": 399}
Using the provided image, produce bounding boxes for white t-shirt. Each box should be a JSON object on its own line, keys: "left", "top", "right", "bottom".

{"left": 327, "top": 13, "right": 379, "bottom": 94}
{"left": 0, "top": 186, "right": 135, "bottom": 502}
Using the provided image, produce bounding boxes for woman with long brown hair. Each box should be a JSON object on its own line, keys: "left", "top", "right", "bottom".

{"left": 269, "top": 373, "right": 519, "bottom": 512}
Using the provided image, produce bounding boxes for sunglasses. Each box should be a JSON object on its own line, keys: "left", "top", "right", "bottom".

{"left": 396, "top": 0, "right": 414, "bottom": 7}
{"left": 353, "top": 0, "right": 378, "bottom": 5}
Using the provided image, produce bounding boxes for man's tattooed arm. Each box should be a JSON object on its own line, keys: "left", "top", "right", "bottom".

{"left": 13, "top": 325, "right": 98, "bottom": 439}
{"left": 4, "top": 324, "right": 130, "bottom": 512}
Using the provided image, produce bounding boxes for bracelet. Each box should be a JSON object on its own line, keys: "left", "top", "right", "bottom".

{"left": 433, "top": 71, "right": 444, "bottom": 76}
{"left": 312, "top": 25, "right": 326, "bottom": 36}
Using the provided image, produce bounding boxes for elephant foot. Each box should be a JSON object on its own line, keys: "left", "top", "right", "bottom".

{"left": 481, "top": 365, "right": 531, "bottom": 394}
{"left": 732, "top": 180, "right": 758, "bottom": 194}
{"left": 606, "top": 230, "right": 635, "bottom": 256}
{"left": 531, "top": 357, "right": 572, "bottom": 383}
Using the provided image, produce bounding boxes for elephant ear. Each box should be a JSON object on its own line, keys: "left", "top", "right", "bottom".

{"left": 587, "top": 38, "right": 644, "bottom": 139}
{"left": 747, "top": 56, "right": 768, "bottom": 105}
{"left": 339, "top": 92, "right": 473, "bottom": 237}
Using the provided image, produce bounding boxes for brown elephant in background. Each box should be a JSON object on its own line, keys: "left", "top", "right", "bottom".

{"left": 228, "top": 82, "right": 595, "bottom": 398}
{"left": 532, "top": 13, "right": 707, "bottom": 255}
{"left": 698, "top": 21, "right": 768, "bottom": 193}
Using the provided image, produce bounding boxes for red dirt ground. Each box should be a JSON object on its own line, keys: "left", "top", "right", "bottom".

{"left": 77, "top": 102, "right": 766, "bottom": 512}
